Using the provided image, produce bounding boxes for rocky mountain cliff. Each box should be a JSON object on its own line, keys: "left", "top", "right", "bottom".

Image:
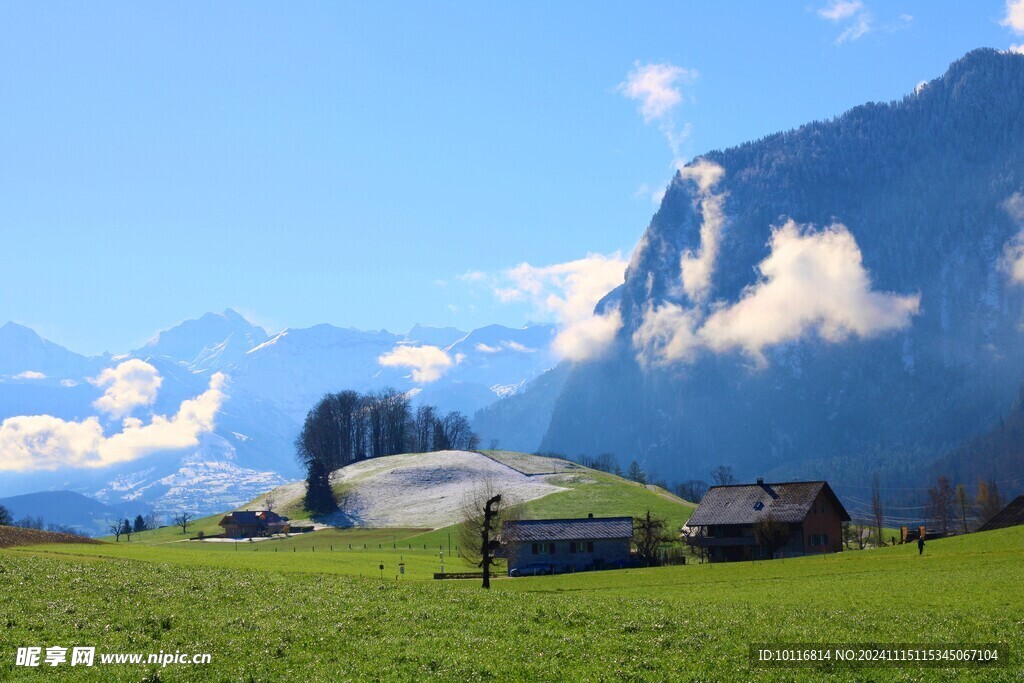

{"left": 537, "top": 49, "right": 1024, "bottom": 494}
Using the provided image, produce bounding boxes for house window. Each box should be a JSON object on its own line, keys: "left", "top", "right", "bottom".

{"left": 587, "top": 541, "right": 593, "bottom": 553}
{"left": 531, "top": 543, "right": 538, "bottom": 555}
{"left": 808, "top": 534, "right": 829, "bottom": 546}
{"left": 548, "top": 542, "right": 556, "bottom": 554}
{"left": 571, "top": 541, "right": 594, "bottom": 553}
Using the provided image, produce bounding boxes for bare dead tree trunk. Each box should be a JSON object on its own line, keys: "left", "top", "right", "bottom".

{"left": 480, "top": 494, "right": 501, "bottom": 589}
{"left": 871, "top": 472, "right": 884, "bottom": 546}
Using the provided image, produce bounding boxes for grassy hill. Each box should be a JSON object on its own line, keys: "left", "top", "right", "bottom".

{"left": 97, "top": 450, "right": 694, "bottom": 582}
{"left": 2, "top": 524, "right": 1021, "bottom": 680}
{"left": 0, "top": 525, "right": 100, "bottom": 549}
{"left": 237, "top": 449, "right": 691, "bottom": 532}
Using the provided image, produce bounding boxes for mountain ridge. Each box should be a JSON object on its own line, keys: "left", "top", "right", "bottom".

{"left": 535, "top": 48, "right": 1024, "bottom": 494}
{"left": 0, "top": 312, "right": 561, "bottom": 514}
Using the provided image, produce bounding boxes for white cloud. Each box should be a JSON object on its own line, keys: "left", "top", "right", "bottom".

{"left": 1002, "top": 0, "right": 1024, "bottom": 34}
{"left": 634, "top": 221, "right": 920, "bottom": 367}
{"left": 504, "top": 341, "right": 536, "bottom": 353}
{"left": 500, "top": 255, "right": 627, "bottom": 323}
{"left": 554, "top": 309, "right": 624, "bottom": 363}
{"left": 475, "top": 341, "right": 536, "bottom": 354}
{"left": 699, "top": 222, "right": 920, "bottom": 364}
{"left": 837, "top": 15, "right": 872, "bottom": 43}
{"left": 1005, "top": 191, "right": 1024, "bottom": 222}
{"left": 678, "top": 159, "right": 727, "bottom": 302}
{"left": 1001, "top": 238, "right": 1024, "bottom": 283}
{"left": 632, "top": 303, "right": 702, "bottom": 366}
{"left": 91, "top": 359, "right": 162, "bottom": 418}
{"left": 620, "top": 62, "right": 697, "bottom": 173}
{"left": 378, "top": 345, "right": 454, "bottom": 383}
{"left": 14, "top": 371, "right": 46, "bottom": 380}
{"left": 816, "top": 0, "right": 873, "bottom": 44}
{"left": 617, "top": 62, "right": 696, "bottom": 123}
{"left": 817, "top": 0, "right": 862, "bottom": 21}
{"left": 459, "top": 271, "right": 488, "bottom": 283}
{"left": 678, "top": 157, "right": 724, "bottom": 193}
{"left": 1000, "top": 193, "right": 1024, "bottom": 284}
{"left": 60, "top": 379, "right": 79, "bottom": 387}
{"left": 0, "top": 372, "right": 226, "bottom": 472}
{"left": 492, "top": 254, "right": 628, "bottom": 362}
{"left": 1011, "top": 44, "right": 1024, "bottom": 54}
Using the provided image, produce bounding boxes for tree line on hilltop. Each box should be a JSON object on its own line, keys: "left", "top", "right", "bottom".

{"left": 297, "top": 388, "right": 480, "bottom": 514}
{"left": 0, "top": 506, "right": 91, "bottom": 537}
{"left": 0, "top": 506, "right": 159, "bottom": 540}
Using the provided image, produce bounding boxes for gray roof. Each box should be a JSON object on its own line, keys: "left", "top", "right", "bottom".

{"left": 977, "top": 495, "right": 1024, "bottom": 532}
{"left": 220, "top": 510, "right": 283, "bottom": 527}
{"left": 686, "top": 481, "right": 851, "bottom": 526}
{"left": 502, "top": 517, "right": 633, "bottom": 542}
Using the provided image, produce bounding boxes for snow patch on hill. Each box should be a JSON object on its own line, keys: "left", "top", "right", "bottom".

{"left": 269, "top": 450, "right": 568, "bottom": 529}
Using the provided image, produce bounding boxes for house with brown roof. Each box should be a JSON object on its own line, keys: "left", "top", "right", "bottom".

{"left": 502, "top": 515, "right": 633, "bottom": 575}
{"left": 218, "top": 510, "right": 288, "bottom": 538}
{"left": 683, "top": 479, "right": 851, "bottom": 562}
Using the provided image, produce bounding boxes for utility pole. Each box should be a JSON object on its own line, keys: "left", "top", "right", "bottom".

{"left": 480, "top": 494, "right": 501, "bottom": 589}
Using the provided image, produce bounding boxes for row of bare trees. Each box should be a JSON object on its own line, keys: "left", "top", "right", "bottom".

{"left": 847, "top": 473, "right": 1008, "bottom": 545}
{"left": 0, "top": 508, "right": 90, "bottom": 537}
{"left": 297, "top": 388, "right": 480, "bottom": 514}
{"left": 926, "top": 476, "right": 1005, "bottom": 535}
{"left": 107, "top": 514, "right": 160, "bottom": 541}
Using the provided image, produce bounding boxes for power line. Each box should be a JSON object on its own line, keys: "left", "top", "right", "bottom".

{"left": 830, "top": 475, "right": 1024, "bottom": 491}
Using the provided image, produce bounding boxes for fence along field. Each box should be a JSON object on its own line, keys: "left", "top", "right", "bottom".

{"left": 1, "top": 524, "right": 1021, "bottom": 681}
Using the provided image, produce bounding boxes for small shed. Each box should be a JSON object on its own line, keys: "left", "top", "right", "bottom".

{"left": 502, "top": 515, "right": 633, "bottom": 575}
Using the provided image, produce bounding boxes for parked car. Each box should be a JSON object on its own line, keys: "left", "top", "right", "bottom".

{"left": 509, "top": 563, "right": 552, "bottom": 577}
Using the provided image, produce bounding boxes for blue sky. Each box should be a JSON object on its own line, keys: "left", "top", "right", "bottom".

{"left": 1, "top": 1, "right": 1020, "bottom": 355}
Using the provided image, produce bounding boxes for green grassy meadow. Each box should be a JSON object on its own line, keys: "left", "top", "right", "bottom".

{"left": 1, "top": 524, "right": 1021, "bottom": 681}
{"left": 517, "top": 471, "right": 692, "bottom": 533}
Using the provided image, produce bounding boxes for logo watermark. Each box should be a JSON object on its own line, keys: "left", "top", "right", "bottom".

{"left": 15, "top": 646, "right": 211, "bottom": 668}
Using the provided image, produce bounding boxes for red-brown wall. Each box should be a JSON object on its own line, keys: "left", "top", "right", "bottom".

{"left": 801, "top": 492, "right": 844, "bottom": 553}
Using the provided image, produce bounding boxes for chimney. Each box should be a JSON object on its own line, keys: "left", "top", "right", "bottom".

{"left": 757, "top": 477, "right": 764, "bottom": 485}
{"left": 588, "top": 513, "right": 594, "bottom": 518}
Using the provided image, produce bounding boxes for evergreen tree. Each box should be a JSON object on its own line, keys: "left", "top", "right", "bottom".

{"left": 304, "top": 459, "right": 337, "bottom": 515}
{"left": 627, "top": 460, "right": 647, "bottom": 485}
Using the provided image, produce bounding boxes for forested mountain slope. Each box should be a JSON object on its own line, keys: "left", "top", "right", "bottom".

{"left": 540, "top": 49, "right": 1024, "bottom": 493}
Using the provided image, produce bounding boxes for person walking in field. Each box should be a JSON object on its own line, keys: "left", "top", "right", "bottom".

{"left": 917, "top": 536, "right": 925, "bottom": 555}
